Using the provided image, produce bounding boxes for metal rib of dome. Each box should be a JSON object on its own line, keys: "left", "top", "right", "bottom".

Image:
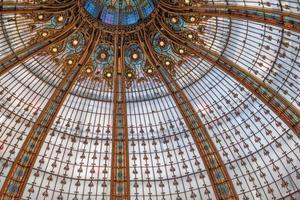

{"left": 0, "top": 0, "right": 299, "bottom": 199}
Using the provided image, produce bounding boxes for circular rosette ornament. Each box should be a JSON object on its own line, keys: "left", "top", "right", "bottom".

{"left": 125, "top": 68, "right": 137, "bottom": 81}
{"left": 125, "top": 44, "right": 146, "bottom": 79}
{"left": 143, "top": 62, "right": 155, "bottom": 76}
{"left": 46, "top": 14, "right": 68, "bottom": 29}
{"left": 33, "top": 13, "right": 53, "bottom": 23}
{"left": 172, "top": 44, "right": 188, "bottom": 57}
{"left": 184, "top": 31, "right": 199, "bottom": 42}
{"left": 48, "top": 43, "right": 64, "bottom": 56}
{"left": 167, "top": 16, "right": 186, "bottom": 31}
{"left": 102, "top": 66, "right": 114, "bottom": 81}
{"left": 152, "top": 33, "right": 171, "bottom": 55}
{"left": 92, "top": 44, "right": 114, "bottom": 76}
{"left": 63, "top": 55, "right": 79, "bottom": 69}
{"left": 65, "top": 32, "right": 86, "bottom": 55}
{"left": 182, "top": 15, "right": 201, "bottom": 24}
{"left": 160, "top": 56, "right": 176, "bottom": 73}
{"left": 61, "top": 55, "right": 80, "bottom": 74}
{"left": 82, "top": 63, "right": 94, "bottom": 77}
{"left": 30, "top": 29, "right": 55, "bottom": 44}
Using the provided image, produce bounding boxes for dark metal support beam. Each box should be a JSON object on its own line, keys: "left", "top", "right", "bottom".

{"left": 159, "top": 3, "right": 300, "bottom": 33}
{"left": 0, "top": 2, "right": 75, "bottom": 14}
{"left": 157, "top": 18, "right": 300, "bottom": 136}
{"left": 138, "top": 30, "right": 238, "bottom": 200}
{"left": 0, "top": 17, "right": 79, "bottom": 77}
{"left": 0, "top": 29, "right": 99, "bottom": 200}
{"left": 110, "top": 34, "right": 130, "bottom": 200}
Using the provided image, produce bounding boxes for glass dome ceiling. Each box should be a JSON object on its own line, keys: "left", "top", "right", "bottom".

{"left": 84, "top": 0, "right": 156, "bottom": 25}
{"left": 0, "top": 0, "right": 300, "bottom": 199}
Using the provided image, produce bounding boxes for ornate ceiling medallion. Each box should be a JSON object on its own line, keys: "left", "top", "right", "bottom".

{"left": 18, "top": 0, "right": 212, "bottom": 89}
{"left": 83, "top": 0, "right": 157, "bottom": 26}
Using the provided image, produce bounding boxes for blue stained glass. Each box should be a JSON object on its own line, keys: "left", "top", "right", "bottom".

{"left": 125, "top": 12, "right": 139, "bottom": 24}
{"left": 101, "top": 9, "right": 116, "bottom": 24}
{"left": 83, "top": 0, "right": 156, "bottom": 26}
{"left": 84, "top": 0, "right": 98, "bottom": 18}
{"left": 142, "top": 0, "right": 154, "bottom": 16}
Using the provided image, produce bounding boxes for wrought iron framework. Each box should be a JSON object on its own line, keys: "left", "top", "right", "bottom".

{"left": 139, "top": 29, "right": 238, "bottom": 199}
{"left": 0, "top": 16, "right": 79, "bottom": 76}
{"left": 0, "top": 1, "right": 75, "bottom": 14}
{"left": 156, "top": 17, "right": 300, "bottom": 136}
{"left": 159, "top": 3, "right": 300, "bottom": 33}
{"left": 0, "top": 0, "right": 299, "bottom": 199}
{"left": 0, "top": 28, "right": 99, "bottom": 199}
{"left": 110, "top": 34, "right": 130, "bottom": 200}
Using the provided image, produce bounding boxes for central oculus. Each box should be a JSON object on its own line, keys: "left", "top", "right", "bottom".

{"left": 84, "top": 0, "right": 156, "bottom": 26}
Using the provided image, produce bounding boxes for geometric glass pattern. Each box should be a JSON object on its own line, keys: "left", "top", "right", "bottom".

{"left": 0, "top": 0, "right": 300, "bottom": 199}
{"left": 84, "top": 0, "right": 155, "bottom": 25}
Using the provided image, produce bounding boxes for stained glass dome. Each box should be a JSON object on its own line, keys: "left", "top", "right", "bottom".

{"left": 84, "top": 0, "right": 156, "bottom": 25}
{"left": 0, "top": 0, "right": 300, "bottom": 199}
